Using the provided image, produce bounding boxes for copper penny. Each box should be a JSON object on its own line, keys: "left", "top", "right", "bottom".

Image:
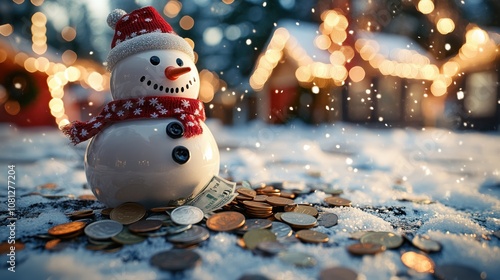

{"left": 45, "top": 239, "right": 64, "bottom": 251}
{"left": 128, "top": 220, "right": 163, "bottom": 233}
{"left": 347, "top": 242, "right": 385, "bottom": 255}
{"left": 149, "top": 206, "right": 176, "bottom": 213}
{"left": 295, "top": 229, "right": 329, "bottom": 243}
{"left": 48, "top": 221, "right": 87, "bottom": 236}
{"left": 252, "top": 195, "right": 268, "bottom": 202}
{"left": 324, "top": 197, "right": 352, "bottom": 207}
{"left": 401, "top": 251, "right": 435, "bottom": 273}
{"left": 110, "top": 202, "right": 146, "bottom": 225}
{"left": 242, "top": 201, "right": 273, "bottom": 211}
{"left": 206, "top": 211, "right": 245, "bottom": 231}
{"left": 265, "top": 196, "right": 294, "bottom": 207}
{"left": 100, "top": 208, "right": 114, "bottom": 216}
{"left": 237, "top": 188, "right": 257, "bottom": 198}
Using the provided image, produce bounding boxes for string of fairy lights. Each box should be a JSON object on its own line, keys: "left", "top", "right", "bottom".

{"left": 250, "top": 0, "right": 498, "bottom": 98}
{"left": 0, "top": 0, "right": 223, "bottom": 128}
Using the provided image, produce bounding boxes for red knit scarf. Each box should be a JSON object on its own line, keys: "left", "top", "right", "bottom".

{"left": 62, "top": 96, "right": 205, "bottom": 145}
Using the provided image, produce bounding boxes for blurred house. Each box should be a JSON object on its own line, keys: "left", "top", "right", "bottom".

{"left": 237, "top": 16, "right": 500, "bottom": 130}
{"left": 0, "top": 32, "right": 110, "bottom": 128}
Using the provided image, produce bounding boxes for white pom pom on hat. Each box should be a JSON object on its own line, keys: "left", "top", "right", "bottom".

{"left": 107, "top": 9, "right": 127, "bottom": 30}
{"left": 105, "top": 6, "right": 194, "bottom": 71}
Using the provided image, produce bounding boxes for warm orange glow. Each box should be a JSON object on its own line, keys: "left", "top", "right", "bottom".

{"left": 315, "top": 34, "right": 331, "bottom": 50}
{"left": 329, "top": 51, "right": 345, "bottom": 65}
{"left": 436, "top": 18, "right": 455, "bottom": 35}
{"left": 431, "top": 79, "right": 447, "bottom": 96}
{"left": 0, "top": 24, "right": 13, "bottom": 36}
{"left": 418, "top": 0, "right": 435, "bottom": 14}
{"left": 349, "top": 66, "right": 366, "bottom": 83}
{"left": 61, "top": 26, "right": 77, "bottom": 42}
{"left": 4, "top": 100, "right": 21, "bottom": 115}
{"left": 222, "top": 0, "right": 235, "bottom": 4}
{"left": 164, "top": 0, "right": 182, "bottom": 18}
{"left": 30, "top": 0, "right": 44, "bottom": 6}
{"left": 442, "top": 61, "right": 460, "bottom": 77}
{"left": 179, "top": 16, "right": 194, "bottom": 30}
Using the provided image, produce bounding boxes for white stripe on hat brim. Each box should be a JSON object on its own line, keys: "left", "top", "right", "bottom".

{"left": 106, "top": 32, "right": 195, "bottom": 71}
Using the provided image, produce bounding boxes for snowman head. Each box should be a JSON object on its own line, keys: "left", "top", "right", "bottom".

{"left": 106, "top": 7, "right": 211, "bottom": 102}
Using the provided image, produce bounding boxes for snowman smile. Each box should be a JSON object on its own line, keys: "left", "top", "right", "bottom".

{"left": 139, "top": 75, "right": 197, "bottom": 94}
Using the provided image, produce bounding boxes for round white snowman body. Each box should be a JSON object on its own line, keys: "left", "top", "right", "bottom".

{"left": 85, "top": 49, "right": 219, "bottom": 208}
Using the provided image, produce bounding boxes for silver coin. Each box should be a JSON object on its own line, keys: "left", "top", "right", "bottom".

{"left": 84, "top": 220, "right": 123, "bottom": 240}
{"left": 412, "top": 235, "right": 442, "bottom": 252}
{"left": 167, "top": 225, "right": 209, "bottom": 244}
{"left": 270, "top": 222, "right": 293, "bottom": 239}
{"left": 165, "top": 224, "right": 192, "bottom": 235}
{"left": 277, "top": 251, "right": 317, "bottom": 267}
{"left": 170, "top": 205, "right": 204, "bottom": 225}
{"left": 280, "top": 212, "right": 317, "bottom": 227}
{"left": 236, "top": 219, "right": 273, "bottom": 234}
{"left": 317, "top": 213, "right": 338, "bottom": 228}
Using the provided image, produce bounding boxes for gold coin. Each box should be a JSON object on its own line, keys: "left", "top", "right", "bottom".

{"left": 324, "top": 197, "right": 352, "bottom": 207}
{"left": 288, "top": 205, "right": 318, "bottom": 217}
{"left": 265, "top": 196, "right": 294, "bottom": 207}
{"left": 48, "top": 221, "right": 87, "bottom": 236}
{"left": 347, "top": 242, "right": 385, "bottom": 255}
{"left": 110, "top": 202, "right": 146, "bottom": 225}
{"left": 360, "top": 231, "right": 403, "bottom": 249}
{"left": 242, "top": 201, "right": 273, "bottom": 211}
{"left": 401, "top": 251, "right": 435, "bottom": 273}
{"left": 242, "top": 229, "right": 277, "bottom": 250}
{"left": 295, "top": 229, "right": 329, "bottom": 243}
{"left": 206, "top": 211, "right": 245, "bottom": 231}
{"left": 128, "top": 220, "right": 163, "bottom": 233}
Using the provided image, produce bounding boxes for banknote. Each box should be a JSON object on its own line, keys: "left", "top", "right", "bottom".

{"left": 186, "top": 175, "right": 238, "bottom": 213}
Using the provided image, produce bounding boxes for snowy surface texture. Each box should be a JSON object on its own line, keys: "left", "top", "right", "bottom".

{"left": 0, "top": 120, "right": 499, "bottom": 279}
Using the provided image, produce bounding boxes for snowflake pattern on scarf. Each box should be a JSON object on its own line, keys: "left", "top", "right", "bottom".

{"left": 62, "top": 96, "right": 205, "bottom": 145}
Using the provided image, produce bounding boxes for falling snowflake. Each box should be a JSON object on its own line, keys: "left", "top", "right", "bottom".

{"left": 159, "top": 109, "right": 168, "bottom": 115}
{"left": 117, "top": 110, "right": 125, "bottom": 117}
{"left": 92, "top": 122, "right": 102, "bottom": 128}
{"left": 123, "top": 100, "right": 134, "bottom": 109}
{"left": 137, "top": 98, "right": 145, "bottom": 106}
{"left": 174, "top": 108, "right": 184, "bottom": 113}
{"left": 150, "top": 112, "right": 159, "bottom": 118}
{"left": 181, "top": 100, "right": 190, "bottom": 108}
{"left": 133, "top": 108, "right": 142, "bottom": 115}
{"left": 80, "top": 129, "right": 88, "bottom": 137}
{"left": 149, "top": 98, "right": 159, "bottom": 106}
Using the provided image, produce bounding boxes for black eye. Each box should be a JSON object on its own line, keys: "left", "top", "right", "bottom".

{"left": 150, "top": 56, "right": 160, "bottom": 65}
{"left": 176, "top": 58, "right": 183, "bottom": 66}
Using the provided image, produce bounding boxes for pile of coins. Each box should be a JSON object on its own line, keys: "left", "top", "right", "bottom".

{"left": 38, "top": 181, "right": 490, "bottom": 279}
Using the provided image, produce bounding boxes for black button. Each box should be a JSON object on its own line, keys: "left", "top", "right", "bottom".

{"left": 172, "top": 146, "right": 190, "bottom": 164}
{"left": 166, "top": 122, "right": 184, "bottom": 139}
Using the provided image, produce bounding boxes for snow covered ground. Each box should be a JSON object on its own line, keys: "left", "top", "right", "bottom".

{"left": 0, "top": 120, "right": 499, "bottom": 279}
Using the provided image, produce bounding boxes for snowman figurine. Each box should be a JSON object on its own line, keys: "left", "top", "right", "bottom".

{"left": 63, "top": 6, "right": 219, "bottom": 208}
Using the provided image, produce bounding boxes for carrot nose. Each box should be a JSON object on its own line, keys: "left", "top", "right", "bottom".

{"left": 165, "top": 66, "right": 191, "bottom": 80}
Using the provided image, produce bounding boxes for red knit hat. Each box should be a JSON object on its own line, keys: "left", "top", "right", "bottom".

{"left": 105, "top": 6, "right": 194, "bottom": 70}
